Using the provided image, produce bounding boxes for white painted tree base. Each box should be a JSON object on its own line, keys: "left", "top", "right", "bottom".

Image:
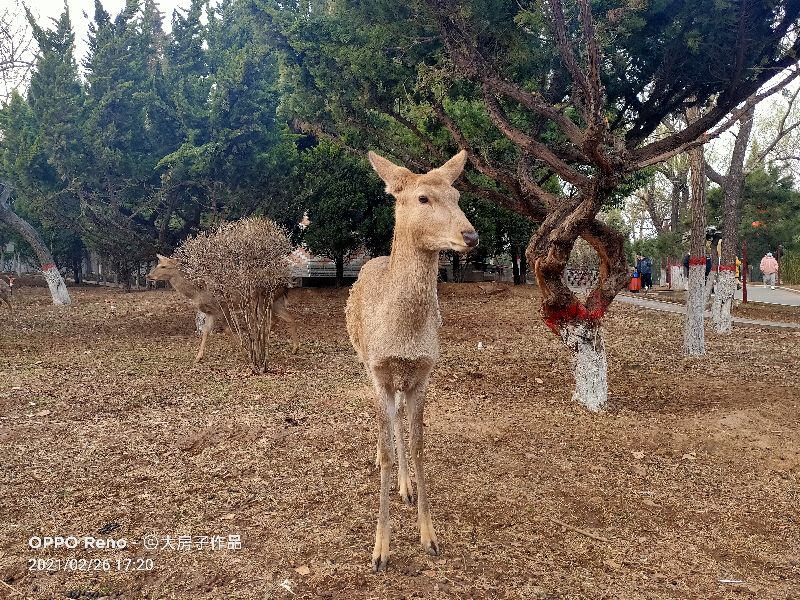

{"left": 670, "top": 266, "right": 687, "bottom": 290}
{"left": 42, "top": 265, "right": 71, "bottom": 306}
{"left": 712, "top": 271, "right": 736, "bottom": 334}
{"left": 559, "top": 322, "right": 608, "bottom": 412}
{"left": 683, "top": 264, "right": 705, "bottom": 356}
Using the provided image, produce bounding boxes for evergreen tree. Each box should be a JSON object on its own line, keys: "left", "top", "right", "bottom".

{"left": 299, "top": 140, "right": 390, "bottom": 286}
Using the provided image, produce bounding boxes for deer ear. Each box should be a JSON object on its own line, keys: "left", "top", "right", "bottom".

{"left": 433, "top": 149, "right": 468, "bottom": 185}
{"left": 156, "top": 254, "right": 168, "bottom": 262}
{"left": 368, "top": 151, "right": 413, "bottom": 194}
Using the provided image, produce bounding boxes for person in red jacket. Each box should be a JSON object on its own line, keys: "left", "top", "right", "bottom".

{"left": 760, "top": 252, "right": 779, "bottom": 289}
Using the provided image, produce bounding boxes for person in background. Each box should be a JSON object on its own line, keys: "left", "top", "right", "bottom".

{"left": 735, "top": 256, "right": 742, "bottom": 290}
{"left": 683, "top": 253, "right": 690, "bottom": 278}
{"left": 637, "top": 254, "right": 653, "bottom": 290}
{"left": 760, "top": 252, "right": 779, "bottom": 289}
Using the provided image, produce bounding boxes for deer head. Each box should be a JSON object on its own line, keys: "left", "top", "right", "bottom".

{"left": 146, "top": 254, "right": 180, "bottom": 281}
{"left": 368, "top": 150, "right": 478, "bottom": 253}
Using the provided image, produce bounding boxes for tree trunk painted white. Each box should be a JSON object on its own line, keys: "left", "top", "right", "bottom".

{"left": 42, "top": 264, "right": 71, "bottom": 306}
{"left": 670, "top": 266, "right": 686, "bottom": 290}
{"left": 683, "top": 264, "right": 706, "bottom": 356}
{"left": 711, "top": 270, "right": 736, "bottom": 334}
{"left": 560, "top": 322, "right": 608, "bottom": 412}
{"left": 0, "top": 183, "right": 71, "bottom": 305}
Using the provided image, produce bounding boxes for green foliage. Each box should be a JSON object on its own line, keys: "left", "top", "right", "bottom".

{"left": 738, "top": 167, "right": 800, "bottom": 265}
{"left": 782, "top": 252, "right": 800, "bottom": 285}
{"left": 298, "top": 141, "right": 391, "bottom": 268}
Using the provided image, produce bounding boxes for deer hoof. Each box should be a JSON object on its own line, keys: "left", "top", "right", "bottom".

{"left": 372, "top": 555, "right": 388, "bottom": 573}
{"left": 399, "top": 490, "right": 415, "bottom": 505}
{"left": 424, "top": 539, "right": 440, "bottom": 556}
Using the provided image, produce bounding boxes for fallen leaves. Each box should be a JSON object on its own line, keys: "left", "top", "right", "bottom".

{"left": 1, "top": 284, "right": 798, "bottom": 599}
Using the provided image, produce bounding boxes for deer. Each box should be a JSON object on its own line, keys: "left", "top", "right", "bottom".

{"left": 345, "top": 150, "right": 478, "bottom": 572}
{"left": 0, "top": 276, "right": 12, "bottom": 312}
{"left": 146, "top": 254, "right": 299, "bottom": 362}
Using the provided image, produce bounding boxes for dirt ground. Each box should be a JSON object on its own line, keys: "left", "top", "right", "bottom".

{"left": 1, "top": 284, "right": 798, "bottom": 600}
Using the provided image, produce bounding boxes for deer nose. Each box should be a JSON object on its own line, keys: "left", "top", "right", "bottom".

{"left": 462, "top": 230, "right": 479, "bottom": 248}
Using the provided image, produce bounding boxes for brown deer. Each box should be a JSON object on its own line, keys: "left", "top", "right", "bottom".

{"left": 146, "top": 254, "right": 298, "bottom": 362}
{"left": 346, "top": 150, "right": 477, "bottom": 572}
{"left": 0, "top": 276, "right": 12, "bottom": 312}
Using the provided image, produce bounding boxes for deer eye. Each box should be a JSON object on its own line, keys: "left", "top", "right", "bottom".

{"left": 418, "top": 195, "right": 429, "bottom": 204}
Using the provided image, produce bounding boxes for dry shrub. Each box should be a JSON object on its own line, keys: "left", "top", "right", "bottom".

{"left": 176, "top": 217, "right": 292, "bottom": 373}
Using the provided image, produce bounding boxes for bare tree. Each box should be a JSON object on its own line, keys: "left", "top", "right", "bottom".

{"left": 707, "top": 72, "right": 800, "bottom": 333}
{"left": 0, "top": 1, "right": 34, "bottom": 102}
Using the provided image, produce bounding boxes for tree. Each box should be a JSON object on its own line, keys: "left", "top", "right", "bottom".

{"left": 683, "top": 104, "right": 708, "bottom": 356}
{"left": 707, "top": 79, "right": 799, "bottom": 333}
{"left": 266, "top": 0, "right": 800, "bottom": 409}
{"left": 299, "top": 141, "right": 391, "bottom": 286}
{"left": 158, "top": 0, "right": 302, "bottom": 242}
{"left": 0, "top": 182, "right": 70, "bottom": 304}
{"left": 77, "top": 0, "right": 173, "bottom": 286}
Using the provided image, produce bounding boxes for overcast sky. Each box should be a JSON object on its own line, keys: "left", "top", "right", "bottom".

{"left": 25, "top": 0, "right": 190, "bottom": 66}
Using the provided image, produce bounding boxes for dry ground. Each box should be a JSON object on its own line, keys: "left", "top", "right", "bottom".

{"left": 1, "top": 284, "right": 799, "bottom": 600}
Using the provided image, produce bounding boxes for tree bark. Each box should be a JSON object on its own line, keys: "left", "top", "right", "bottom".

{"left": 511, "top": 246, "right": 521, "bottom": 285}
{"left": 335, "top": 254, "right": 344, "bottom": 288}
{"left": 712, "top": 104, "right": 755, "bottom": 334}
{"left": 559, "top": 321, "right": 608, "bottom": 412}
{"left": 683, "top": 105, "right": 706, "bottom": 356}
{"left": 527, "top": 206, "right": 628, "bottom": 412}
{"left": 0, "top": 183, "right": 71, "bottom": 305}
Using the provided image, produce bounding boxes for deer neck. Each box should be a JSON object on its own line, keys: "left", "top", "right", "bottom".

{"left": 387, "top": 232, "right": 440, "bottom": 317}
{"left": 166, "top": 270, "right": 201, "bottom": 301}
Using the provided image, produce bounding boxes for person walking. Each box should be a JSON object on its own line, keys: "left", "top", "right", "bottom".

{"left": 637, "top": 255, "right": 653, "bottom": 290}
{"left": 760, "top": 252, "right": 779, "bottom": 289}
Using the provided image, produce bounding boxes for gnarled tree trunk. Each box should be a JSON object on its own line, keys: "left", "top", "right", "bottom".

{"left": 528, "top": 210, "right": 628, "bottom": 412}
{"left": 0, "top": 183, "right": 71, "bottom": 305}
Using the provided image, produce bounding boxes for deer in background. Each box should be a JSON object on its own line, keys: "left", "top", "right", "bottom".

{"left": 0, "top": 276, "right": 12, "bottom": 312}
{"left": 346, "top": 150, "right": 478, "bottom": 572}
{"left": 146, "top": 254, "right": 298, "bottom": 362}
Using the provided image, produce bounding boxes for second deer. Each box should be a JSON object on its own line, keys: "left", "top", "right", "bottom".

{"left": 346, "top": 150, "right": 477, "bottom": 571}
{"left": 146, "top": 255, "right": 298, "bottom": 362}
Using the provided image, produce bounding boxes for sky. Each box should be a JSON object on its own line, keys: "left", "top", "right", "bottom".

{"left": 24, "top": 0, "right": 189, "bottom": 66}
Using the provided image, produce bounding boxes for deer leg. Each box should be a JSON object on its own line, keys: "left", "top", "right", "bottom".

{"left": 406, "top": 371, "right": 439, "bottom": 556}
{"left": 370, "top": 368, "right": 395, "bottom": 572}
{"left": 394, "top": 393, "right": 413, "bottom": 504}
{"left": 195, "top": 313, "right": 214, "bottom": 363}
{"left": 272, "top": 296, "right": 299, "bottom": 354}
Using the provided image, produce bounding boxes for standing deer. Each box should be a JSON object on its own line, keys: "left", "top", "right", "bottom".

{"left": 346, "top": 150, "right": 477, "bottom": 572}
{"left": 146, "top": 254, "right": 298, "bottom": 362}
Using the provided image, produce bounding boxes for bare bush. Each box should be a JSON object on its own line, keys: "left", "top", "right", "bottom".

{"left": 176, "top": 217, "right": 292, "bottom": 373}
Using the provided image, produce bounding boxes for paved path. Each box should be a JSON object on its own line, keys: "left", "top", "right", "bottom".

{"left": 734, "top": 285, "right": 800, "bottom": 306}
{"left": 616, "top": 293, "right": 800, "bottom": 330}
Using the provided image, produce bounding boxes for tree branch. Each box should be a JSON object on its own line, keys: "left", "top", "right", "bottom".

{"left": 482, "top": 90, "right": 590, "bottom": 188}
{"left": 632, "top": 64, "right": 800, "bottom": 168}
